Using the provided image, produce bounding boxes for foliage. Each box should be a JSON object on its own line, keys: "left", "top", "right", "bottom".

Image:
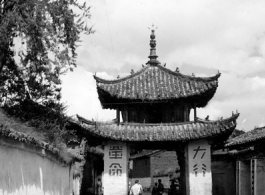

{"left": 0, "top": 0, "right": 93, "bottom": 106}
{"left": 3, "top": 99, "right": 76, "bottom": 145}
{"left": 0, "top": 0, "right": 93, "bottom": 143}
{"left": 0, "top": 0, "right": 93, "bottom": 145}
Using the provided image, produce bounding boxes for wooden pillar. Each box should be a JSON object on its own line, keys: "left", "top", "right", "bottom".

{"left": 236, "top": 161, "right": 240, "bottom": 195}
{"left": 183, "top": 106, "right": 190, "bottom": 122}
{"left": 116, "top": 107, "right": 120, "bottom": 124}
{"left": 103, "top": 141, "right": 129, "bottom": 195}
{"left": 193, "top": 103, "right": 197, "bottom": 122}
{"left": 176, "top": 144, "right": 189, "bottom": 195}
{"left": 251, "top": 159, "right": 257, "bottom": 195}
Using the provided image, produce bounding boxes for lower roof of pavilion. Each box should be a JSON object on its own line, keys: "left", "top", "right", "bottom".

{"left": 71, "top": 113, "right": 239, "bottom": 143}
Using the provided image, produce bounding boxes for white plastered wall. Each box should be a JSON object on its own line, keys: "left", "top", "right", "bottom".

{"left": 0, "top": 139, "right": 75, "bottom": 195}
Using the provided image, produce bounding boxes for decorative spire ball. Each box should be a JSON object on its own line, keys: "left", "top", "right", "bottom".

{"left": 147, "top": 25, "right": 160, "bottom": 66}
{"left": 150, "top": 30, "right": 156, "bottom": 52}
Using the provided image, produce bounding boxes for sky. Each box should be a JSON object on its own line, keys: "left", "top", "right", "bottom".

{"left": 61, "top": 0, "right": 265, "bottom": 131}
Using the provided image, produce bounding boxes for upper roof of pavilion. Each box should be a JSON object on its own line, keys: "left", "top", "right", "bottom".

{"left": 94, "top": 28, "right": 221, "bottom": 109}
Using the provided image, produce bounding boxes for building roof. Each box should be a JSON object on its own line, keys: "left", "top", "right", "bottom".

{"left": 130, "top": 150, "right": 161, "bottom": 159}
{"left": 94, "top": 29, "right": 220, "bottom": 109}
{"left": 0, "top": 123, "right": 68, "bottom": 162}
{"left": 228, "top": 147, "right": 254, "bottom": 156}
{"left": 0, "top": 109, "right": 102, "bottom": 165}
{"left": 73, "top": 113, "right": 239, "bottom": 142}
{"left": 95, "top": 65, "right": 220, "bottom": 109}
{"left": 226, "top": 126, "right": 265, "bottom": 147}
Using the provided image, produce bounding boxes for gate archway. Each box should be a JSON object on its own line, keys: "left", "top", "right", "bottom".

{"left": 70, "top": 28, "right": 239, "bottom": 195}
{"left": 71, "top": 113, "right": 238, "bottom": 195}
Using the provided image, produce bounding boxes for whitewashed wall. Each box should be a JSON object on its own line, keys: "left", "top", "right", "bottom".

{"left": 0, "top": 138, "right": 77, "bottom": 195}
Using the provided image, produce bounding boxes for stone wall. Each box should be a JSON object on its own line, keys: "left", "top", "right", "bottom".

{"left": 0, "top": 137, "right": 77, "bottom": 195}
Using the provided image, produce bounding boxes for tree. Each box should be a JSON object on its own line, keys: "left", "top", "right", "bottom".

{"left": 0, "top": 0, "right": 93, "bottom": 145}
{"left": 0, "top": 0, "right": 93, "bottom": 106}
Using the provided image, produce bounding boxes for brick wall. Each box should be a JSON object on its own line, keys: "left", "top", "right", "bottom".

{"left": 150, "top": 151, "right": 179, "bottom": 187}
{"left": 131, "top": 151, "right": 179, "bottom": 189}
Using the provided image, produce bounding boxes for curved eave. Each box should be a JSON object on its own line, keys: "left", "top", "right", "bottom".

{"left": 75, "top": 113, "right": 239, "bottom": 142}
{"left": 94, "top": 65, "right": 220, "bottom": 109}
{"left": 97, "top": 85, "right": 218, "bottom": 109}
{"left": 94, "top": 65, "right": 220, "bottom": 84}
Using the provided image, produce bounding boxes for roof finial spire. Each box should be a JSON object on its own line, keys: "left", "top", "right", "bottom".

{"left": 147, "top": 24, "right": 160, "bottom": 66}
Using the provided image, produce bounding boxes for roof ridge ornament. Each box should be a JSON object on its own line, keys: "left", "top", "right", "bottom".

{"left": 147, "top": 24, "right": 160, "bottom": 66}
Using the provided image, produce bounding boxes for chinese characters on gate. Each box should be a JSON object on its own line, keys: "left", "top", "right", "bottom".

{"left": 109, "top": 163, "right": 122, "bottom": 176}
{"left": 192, "top": 146, "right": 207, "bottom": 177}
{"left": 109, "top": 145, "right": 123, "bottom": 176}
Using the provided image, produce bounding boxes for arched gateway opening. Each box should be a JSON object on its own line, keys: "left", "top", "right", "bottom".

{"left": 71, "top": 28, "right": 239, "bottom": 195}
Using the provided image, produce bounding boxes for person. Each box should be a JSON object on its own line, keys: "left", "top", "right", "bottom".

{"left": 157, "top": 179, "right": 164, "bottom": 195}
{"left": 96, "top": 178, "right": 103, "bottom": 195}
{"left": 130, "top": 180, "right": 143, "bottom": 195}
{"left": 169, "top": 180, "right": 177, "bottom": 195}
{"left": 151, "top": 182, "right": 158, "bottom": 195}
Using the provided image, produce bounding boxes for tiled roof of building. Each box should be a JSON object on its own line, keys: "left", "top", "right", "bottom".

{"left": 226, "top": 126, "right": 265, "bottom": 147}
{"left": 228, "top": 147, "right": 254, "bottom": 155}
{"left": 130, "top": 150, "right": 161, "bottom": 159}
{"left": 0, "top": 110, "right": 102, "bottom": 164}
{"left": 73, "top": 113, "right": 239, "bottom": 142}
{"left": 94, "top": 65, "right": 220, "bottom": 109}
{"left": 0, "top": 123, "right": 66, "bottom": 161}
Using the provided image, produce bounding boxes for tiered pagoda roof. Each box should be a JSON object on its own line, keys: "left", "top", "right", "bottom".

{"left": 73, "top": 113, "right": 239, "bottom": 142}
{"left": 95, "top": 66, "right": 220, "bottom": 109}
{"left": 94, "top": 29, "right": 220, "bottom": 109}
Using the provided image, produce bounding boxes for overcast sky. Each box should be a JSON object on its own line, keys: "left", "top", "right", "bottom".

{"left": 61, "top": 0, "right": 265, "bottom": 131}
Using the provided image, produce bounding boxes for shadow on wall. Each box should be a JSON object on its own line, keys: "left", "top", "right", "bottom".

{"left": 0, "top": 144, "right": 71, "bottom": 195}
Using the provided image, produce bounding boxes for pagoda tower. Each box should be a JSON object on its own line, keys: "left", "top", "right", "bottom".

{"left": 75, "top": 28, "right": 239, "bottom": 195}
{"left": 94, "top": 29, "right": 220, "bottom": 124}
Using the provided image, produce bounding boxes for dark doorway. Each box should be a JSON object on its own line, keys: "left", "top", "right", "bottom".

{"left": 213, "top": 173, "right": 226, "bottom": 195}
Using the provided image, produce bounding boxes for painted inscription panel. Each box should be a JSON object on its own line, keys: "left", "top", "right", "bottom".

{"left": 103, "top": 141, "right": 129, "bottom": 195}
{"left": 188, "top": 140, "right": 212, "bottom": 195}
